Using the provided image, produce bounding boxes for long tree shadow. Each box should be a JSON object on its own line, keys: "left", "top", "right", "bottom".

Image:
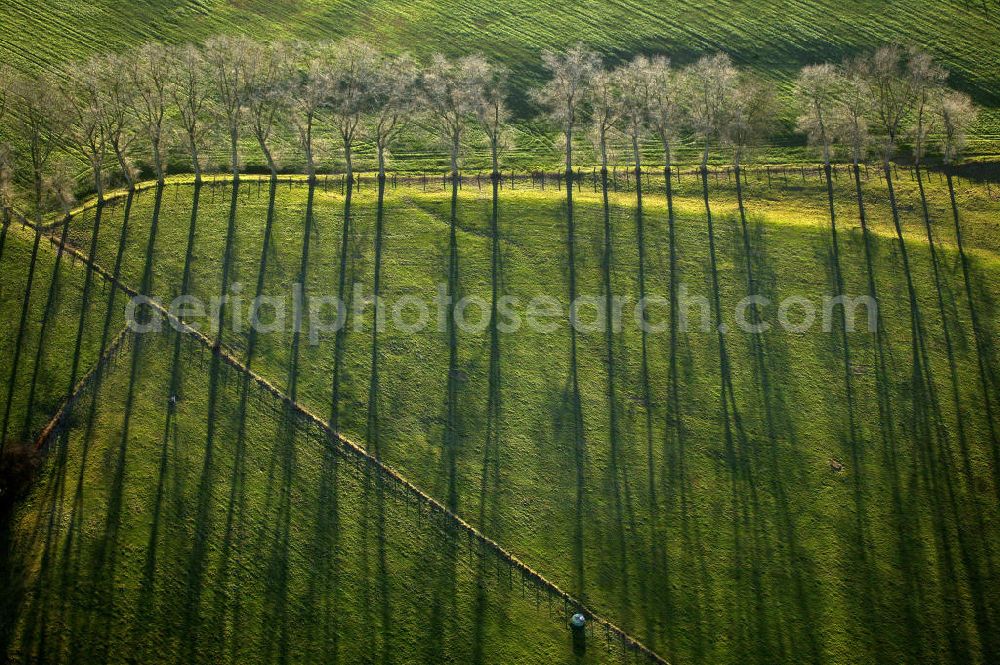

{"left": 442, "top": 174, "right": 462, "bottom": 513}
{"left": 367, "top": 173, "right": 388, "bottom": 460}
{"left": 11, "top": 214, "right": 74, "bottom": 662}
{"left": 915, "top": 165, "right": 996, "bottom": 576}
{"left": 358, "top": 462, "right": 395, "bottom": 665}
{"left": 598, "top": 166, "right": 635, "bottom": 630}
{"left": 260, "top": 404, "right": 296, "bottom": 665}
{"left": 478, "top": 171, "right": 504, "bottom": 533}
{"left": 659, "top": 169, "right": 709, "bottom": 663}
{"left": 135, "top": 182, "right": 201, "bottom": 658}
{"left": 472, "top": 170, "right": 505, "bottom": 664}
{"left": 737, "top": 166, "right": 824, "bottom": 664}
{"left": 289, "top": 180, "right": 317, "bottom": 403}
{"left": 0, "top": 226, "right": 43, "bottom": 448}
{"left": 210, "top": 177, "right": 281, "bottom": 660}
{"left": 561, "top": 169, "right": 587, "bottom": 599}
{"left": 330, "top": 178, "right": 354, "bottom": 435}
{"left": 700, "top": 166, "right": 782, "bottom": 664}
{"left": 358, "top": 171, "right": 395, "bottom": 665}
{"left": 24, "top": 197, "right": 107, "bottom": 653}
{"left": 817, "top": 163, "right": 887, "bottom": 661}
{"left": 850, "top": 163, "right": 931, "bottom": 661}
{"left": 20, "top": 214, "right": 73, "bottom": 440}
{"left": 180, "top": 179, "right": 239, "bottom": 665}
{"left": 41, "top": 192, "right": 135, "bottom": 663}
{"left": 883, "top": 162, "right": 996, "bottom": 662}
{"left": 79, "top": 184, "right": 163, "bottom": 664}
{"left": 631, "top": 165, "right": 666, "bottom": 650}
{"left": 946, "top": 169, "right": 1000, "bottom": 504}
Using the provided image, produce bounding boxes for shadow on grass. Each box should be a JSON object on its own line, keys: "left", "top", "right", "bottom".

{"left": 598, "top": 167, "right": 635, "bottom": 629}
{"left": 180, "top": 180, "right": 238, "bottom": 664}
{"left": 21, "top": 214, "right": 73, "bottom": 440}
{"left": 560, "top": 170, "right": 587, "bottom": 600}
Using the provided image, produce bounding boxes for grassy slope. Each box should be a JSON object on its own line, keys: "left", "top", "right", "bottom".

{"left": 41, "top": 172, "right": 1000, "bottom": 663}
{"left": 1, "top": 0, "right": 999, "bottom": 170}
{"left": 0, "top": 221, "right": 125, "bottom": 443}
{"left": 1, "top": 311, "right": 632, "bottom": 664}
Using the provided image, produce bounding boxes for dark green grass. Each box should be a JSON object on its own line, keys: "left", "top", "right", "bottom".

{"left": 20, "top": 170, "right": 999, "bottom": 664}
{"left": 1, "top": 0, "right": 999, "bottom": 170}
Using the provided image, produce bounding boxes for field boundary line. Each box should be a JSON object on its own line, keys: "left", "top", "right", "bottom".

{"left": 17, "top": 207, "right": 672, "bottom": 665}
{"left": 32, "top": 324, "right": 133, "bottom": 450}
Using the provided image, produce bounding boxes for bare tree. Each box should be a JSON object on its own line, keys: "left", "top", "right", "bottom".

{"left": 860, "top": 44, "right": 916, "bottom": 161}
{"left": 126, "top": 42, "right": 171, "bottom": 183}
{"left": 616, "top": 55, "right": 655, "bottom": 174}
{"left": 640, "top": 54, "right": 683, "bottom": 442}
{"left": 97, "top": 53, "right": 140, "bottom": 189}
{"left": 421, "top": 53, "right": 485, "bottom": 177}
{"left": 168, "top": 44, "right": 210, "bottom": 181}
{"left": 61, "top": 60, "right": 111, "bottom": 201}
{"left": 797, "top": 63, "right": 854, "bottom": 437}
{"left": 831, "top": 57, "right": 872, "bottom": 167}
{"left": 907, "top": 48, "right": 947, "bottom": 167}
{"left": 532, "top": 44, "right": 600, "bottom": 172}
{"left": 937, "top": 89, "right": 976, "bottom": 166}
{"left": 9, "top": 74, "right": 68, "bottom": 222}
{"left": 681, "top": 53, "right": 738, "bottom": 169}
{"left": 795, "top": 63, "right": 843, "bottom": 167}
{"left": 645, "top": 56, "right": 679, "bottom": 171}
{"left": 722, "top": 72, "right": 774, "bottom": 168}
{"left": 367, "top": 51, "right": 419, "bottom": 178}
{"left": 203, "top": 35, "right": 252, "bottom": 178}
{"left": 245, "top": 40, "right": 292, "bottom": 178}
{"left": 468, "top": 59, "right": 509, "bottom": 177}
{"left": 327, "top": 38, "right": 379, "bottom": 181}
{"left": 285, "top": 42, "right": 331, "bottom": 181}
{"left": 588, "top": 66, "right": 617, "bottom": 171}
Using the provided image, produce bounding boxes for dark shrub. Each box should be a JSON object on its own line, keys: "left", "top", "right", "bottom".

{"left": 0, "top": 441, "right": 40, "bottom": 519}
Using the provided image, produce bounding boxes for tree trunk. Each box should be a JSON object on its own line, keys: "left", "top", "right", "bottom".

{"left": 188, "top": 131, "right": 202, "bottom": 183}
{"left": 93, "top": 160, "right": 105, "bottom": 203}
{"left": 152, "top": 135, "right": 164, "bottom": 184}
{"left": 33, "top": 173, "right": 43, "bottom": 225}
{"left": 344, "top": 136, "right": 354, "bottom": 186}
{"left": 0, "top": 206, "right": 10, "bottom": 264}
{"left": 631, "top": 131, "right": 641, "bottom": 177}
{"left": 450, "top": 131, "right": 460, "bottom": 179}
{"left": 258, "top": 135, "right": 276, "bottom": 179}
{"left": 564, "top": 128, "right": 573, "bottom": 172}
{"left": 114, "top": 145, "right": 135, "bottom": 192}
{"left": 229, "top": 125, "right": 239, "bottom": 180}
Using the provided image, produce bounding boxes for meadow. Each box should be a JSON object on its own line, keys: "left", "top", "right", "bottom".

{"left": 2, "top": 162, "right": 999, "bottom": 663}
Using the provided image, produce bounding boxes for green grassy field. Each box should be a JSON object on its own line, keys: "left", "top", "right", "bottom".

{"left": 3, "top": 164, "right": 999, "bottom": 663}
{"left": 2, "top": 0, "right": 999, "bottom": 170}
{"left": 1, "top": 321, "right": 622, "bottom": 664}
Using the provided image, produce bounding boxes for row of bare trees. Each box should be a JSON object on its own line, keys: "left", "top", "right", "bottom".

{"left": 795, "top": 44, "right": 978, "bottom": 173}
{"left": 0, "top": 40, "right": 980, "bottom": 216}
